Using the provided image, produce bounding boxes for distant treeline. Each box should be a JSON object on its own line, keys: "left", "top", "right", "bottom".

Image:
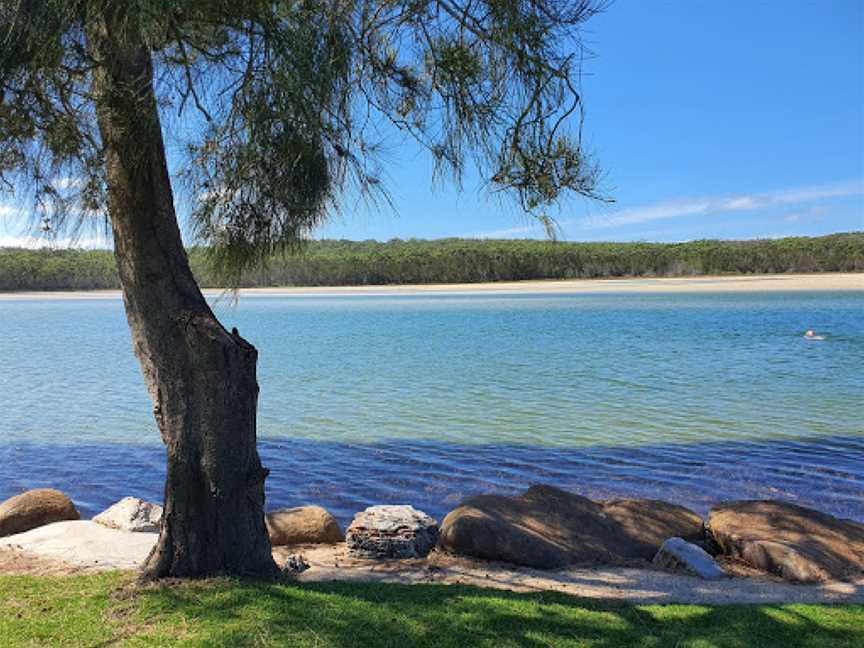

{"left": 1, "top": 233, "right": 862, "bottom": 291}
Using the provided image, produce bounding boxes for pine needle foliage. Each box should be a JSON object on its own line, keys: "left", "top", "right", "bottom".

{"left": 1, "top": 1, "right": 606, "bottom": 284}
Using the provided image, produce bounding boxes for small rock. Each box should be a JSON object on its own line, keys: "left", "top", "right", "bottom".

{"left": 0, "top": 489, "right": 80, "bottom": 537}
{"left": 346, "top": 505, "right": 439, "bottom": 559}
{"left": 282, "top": 553, "right": 310, "bottom": 574}
{"left": 266, "top": 506, "right": 343, "bottom": 546}
{"left": 653, "top": 537, "right": 727, "bottom": 580}
{"left": 93, "top": 497, "right": 162, "bottom": 533}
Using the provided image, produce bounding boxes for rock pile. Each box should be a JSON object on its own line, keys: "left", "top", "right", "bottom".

{"left": 2, "top": 485, "right": 862, "bottom": 585}
{"left": 346, "top": 505, "right": 439, "bottom": 559}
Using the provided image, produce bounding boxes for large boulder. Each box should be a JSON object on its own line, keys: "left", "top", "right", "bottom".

{"left": 0, "top": 489, "right": 80, "bottom": 537}
{"left": 708, "top": 500, "right": 864, "bottom": 583}
{"left": 93, "top": 497, "right": 162, "bottom": 533}
{"left": 266, "top": 506, "right": 343, "bottom": 546}
{"left": 346, "top": 505, "right": 438, "bottom": 559}
{"left": 602, "top": 499, "right": 705, "bottom": 559}
{"left": 438, "top": 485, "right": 704, "bottom": 569}
{"left": 0, "top": 520, "right": 157, "bottom": 571}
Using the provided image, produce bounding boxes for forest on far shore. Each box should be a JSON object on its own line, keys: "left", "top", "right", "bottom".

{"left": 1, "top": 232, "right": 862, "bottom": 292}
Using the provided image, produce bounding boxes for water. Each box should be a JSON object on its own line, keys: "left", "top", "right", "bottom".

{"left": 1, "top": 290, "right": 862, "bottom": 526}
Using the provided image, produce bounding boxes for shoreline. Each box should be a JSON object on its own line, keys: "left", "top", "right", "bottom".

{"left": 3, "top": 541, "right": 863, "bottom": 605}
{"left": 0, "top": 272, "right": 861, "bottom": 300}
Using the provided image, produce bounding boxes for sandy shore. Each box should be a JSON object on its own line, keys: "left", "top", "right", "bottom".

{"left": 3, "top": 523, "right": 863, "bottom": 604}
{"left": 0, "top": 273, "right": 861, "bottom": 300}
{"left": 281, "top": 545, "right": 864, "bottom": 605}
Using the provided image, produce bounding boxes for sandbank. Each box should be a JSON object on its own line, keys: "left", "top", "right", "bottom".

{"left": 0, "top": 272, "right": 861, "bottom": 300}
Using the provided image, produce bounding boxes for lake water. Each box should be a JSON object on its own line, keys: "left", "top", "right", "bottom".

{"left": 1, "top": 290, "right": 863, "bottom": 526}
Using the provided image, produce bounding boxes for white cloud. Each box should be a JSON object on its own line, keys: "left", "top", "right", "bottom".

{"left": 783, "top": 206, "right": 828, "bottom": 224}
{"left": 467, "top": 224, "right": 548, "bottom": 239}
{"left": 585, "top": 180, "right": 863, "bottom": 230}
{"left": 466, "top": 179, "right": 864, "bottom": 238}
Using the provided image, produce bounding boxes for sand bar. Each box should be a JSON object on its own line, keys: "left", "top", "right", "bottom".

{"left": 0, "top": 273, "right": 861, "bottom": 301}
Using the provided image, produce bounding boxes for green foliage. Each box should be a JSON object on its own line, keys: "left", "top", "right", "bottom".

{"left": 1, "top": 0, "right": 607, "bottom": 286}
{"left": 1, "top": 573, "right": 863, "bottom": 647}
{"left": 0, "top": 246, "right": 116, "bottom": 290}
{"left": 1, "top": 232, "right": 861, "bottom": 291}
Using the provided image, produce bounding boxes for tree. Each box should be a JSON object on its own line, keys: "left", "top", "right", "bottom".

{"left": 0, "top": 0, "right": 604, "bottom": 579}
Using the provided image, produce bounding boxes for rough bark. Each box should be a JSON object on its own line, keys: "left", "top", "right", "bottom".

{"left": 87, "top": 12, "right": 278, "bottom": 579}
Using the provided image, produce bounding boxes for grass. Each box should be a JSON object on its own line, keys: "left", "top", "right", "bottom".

{"left": 1, "top": 574, "right": 863, "bottom": 647}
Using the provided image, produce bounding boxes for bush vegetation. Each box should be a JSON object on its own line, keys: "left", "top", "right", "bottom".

{"left": 1, "top": 232, "right": 861, "bottom": 291}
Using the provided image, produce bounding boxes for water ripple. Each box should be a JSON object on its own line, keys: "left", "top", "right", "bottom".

{"left": 2, "top": 435, "right": 863, "bottom": 526}
{"left": 1, "top": 291, "right": 862, "bottom": 523}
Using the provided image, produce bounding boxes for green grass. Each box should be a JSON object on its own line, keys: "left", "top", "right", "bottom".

{"left": 1, "top": 574, "right": 863, "bottom": 647}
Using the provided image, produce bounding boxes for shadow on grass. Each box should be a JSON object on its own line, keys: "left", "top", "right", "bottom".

{"left": 130, "top": 578, "right": 864, "bottom": 648}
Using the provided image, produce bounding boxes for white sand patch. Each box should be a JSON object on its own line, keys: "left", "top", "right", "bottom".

{"left": 233, "top": 273, "right": 864, "bottom": 296}
{"left": 0, "top": 273, "right": 861, "bottom": 300}
{"left": 0, "top": 521, "right": 156, "bottom": 571}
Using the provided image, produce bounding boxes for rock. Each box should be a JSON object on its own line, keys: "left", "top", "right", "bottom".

{"left": 439, "top": 486, "right": 608, "bottom": 568}
{"left": 653, "top": 537, "right": 727, "bottom": 580}
{"left": 708, "top": 500, "right": 864, "bottom": 583}
{"left": 93, "top": 497, "right": 162, "bottom": 533}
{"left": 0, "top": 489, "right": 80, "bottom": 537}
{"left": 438, "top": 485, "right": 705, "bottom": 569}
{"left": 602, "top": 499, "right": 705, "bottom": 559}
{"left": 346, "top": 505, "right": 438, "bottom": 559}
{"left": 281, "top": 553, "right": 310, "bottom": 574}
{"left": 0, "top": 520, "right": 157, "bottom": 570}
{"left": 266, "top": 506, "right": 344, "bottom": 546}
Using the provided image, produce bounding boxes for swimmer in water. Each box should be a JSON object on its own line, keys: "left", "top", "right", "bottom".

{"left": 804, "top": 329, "right": 825, "bottom": 340}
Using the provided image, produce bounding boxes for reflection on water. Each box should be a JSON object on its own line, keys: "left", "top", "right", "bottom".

{"left": 1, "top": 435, "right": 863, "bottom": 525}
{"left": 1, "top": 290, "right": 862, "bottom": 521}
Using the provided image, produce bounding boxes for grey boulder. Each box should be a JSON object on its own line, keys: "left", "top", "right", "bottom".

{"left": 93, "top": 497, "right": 162, "bottom": 533}
{"left": 346, "top": 505, "right": 439, "bottom": 559}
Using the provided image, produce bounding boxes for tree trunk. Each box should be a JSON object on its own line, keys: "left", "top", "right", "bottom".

{"left": 87, "top": 14, "right": 277, "bottom": 579}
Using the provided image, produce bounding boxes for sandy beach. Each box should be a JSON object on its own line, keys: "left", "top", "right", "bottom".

{"left": 0, "top": 272, "right": 861, "bottom": 300}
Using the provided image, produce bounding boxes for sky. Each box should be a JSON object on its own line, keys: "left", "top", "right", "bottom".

{"left": 1, "top": 0, "right": 862, "bottom": 247}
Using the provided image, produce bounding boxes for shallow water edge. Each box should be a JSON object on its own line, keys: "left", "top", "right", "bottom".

{"left": 3, "top": 434, "right": 862, "bottom": 527}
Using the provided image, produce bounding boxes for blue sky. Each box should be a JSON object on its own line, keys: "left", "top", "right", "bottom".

{"left": 320, "top": 0, "right": 864, "bottom": 242}
{"left": 1, "top": 0, "right": 862, "bottom": 246}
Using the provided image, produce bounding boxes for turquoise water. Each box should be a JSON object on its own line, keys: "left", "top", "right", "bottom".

{"left": 1, "top": 290, "right": 863, "bottom": 524}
